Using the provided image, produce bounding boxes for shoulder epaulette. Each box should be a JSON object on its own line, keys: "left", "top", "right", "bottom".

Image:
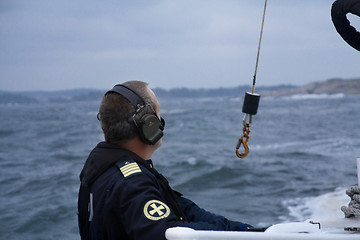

{"left": 117, "top": 160, "right": 142, "bottom": 178}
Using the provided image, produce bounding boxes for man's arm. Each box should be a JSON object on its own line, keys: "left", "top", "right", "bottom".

{"left": 176, "top": 194, "right": 253, "bottom": 231}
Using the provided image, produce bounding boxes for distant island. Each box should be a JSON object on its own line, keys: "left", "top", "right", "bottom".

{"left": 260, "top": 78, "right": 360, "bottom": 97}
{"left": 0, "top": 78, "right": 359, "bottom": 104}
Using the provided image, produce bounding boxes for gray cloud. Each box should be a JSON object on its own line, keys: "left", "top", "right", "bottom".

{"left": 0, "top": 0, "right": 358, "bottom": 91}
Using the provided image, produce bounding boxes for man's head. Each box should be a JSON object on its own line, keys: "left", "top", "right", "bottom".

{"left": 98, "top": 81, "right": 164, "bottom": 146}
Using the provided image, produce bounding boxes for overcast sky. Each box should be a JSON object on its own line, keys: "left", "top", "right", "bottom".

{"left": 0, "top": 0, "right": 359, "bottom": 91}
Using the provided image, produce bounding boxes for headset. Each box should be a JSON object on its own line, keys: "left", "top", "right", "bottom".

{"left": 102, "top": 84, "right": 165, "bottom": 145}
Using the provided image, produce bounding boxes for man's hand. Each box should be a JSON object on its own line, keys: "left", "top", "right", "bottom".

{"left": 341, "top": 185, "right": 360, "bottom": 218}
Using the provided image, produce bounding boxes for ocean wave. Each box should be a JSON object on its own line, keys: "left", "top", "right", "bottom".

{"left": 281, "top": 188, "right": 349, "bottom": 222}
{"left": 284, "top": 93, "right": 345, "bottom": 101}
{"left": 159, "top": 108, "right": 188, "bottom": 115}
{"left": 252, "top": 141, "right": 301, "bottom": 151}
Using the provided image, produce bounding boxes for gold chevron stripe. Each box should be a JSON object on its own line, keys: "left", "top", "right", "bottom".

{"left": 120, "top": 162, "right": 141, "bottom": 177}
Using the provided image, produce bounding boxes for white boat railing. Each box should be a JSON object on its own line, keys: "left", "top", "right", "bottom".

{"left": 166, "top": 218, "right": 360, "bottom": 240}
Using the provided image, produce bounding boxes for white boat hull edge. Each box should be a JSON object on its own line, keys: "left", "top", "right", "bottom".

{"left": 166, "top": 218, "right": 360, "bottom": 240}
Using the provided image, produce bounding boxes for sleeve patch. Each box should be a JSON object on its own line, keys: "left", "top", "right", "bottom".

{"left": 143, "top": 200, "right": 170, "bottom": 221}
{"left": 119, "top": 161, "right": 142, "bottom": 178}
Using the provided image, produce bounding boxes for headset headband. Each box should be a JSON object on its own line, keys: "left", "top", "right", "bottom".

{"left": 106, "top": 84, "right": 145, "bottom": 112}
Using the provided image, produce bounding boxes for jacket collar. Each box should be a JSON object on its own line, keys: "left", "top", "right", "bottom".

{"left": 80, "top": 141, "right": 146, "bottom": 185}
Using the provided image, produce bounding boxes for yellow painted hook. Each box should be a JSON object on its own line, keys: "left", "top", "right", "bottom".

{"left": 236, "top": 135, "right": 249, "bottom": 158}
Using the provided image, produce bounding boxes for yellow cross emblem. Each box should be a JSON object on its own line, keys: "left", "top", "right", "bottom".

{"left": 144, "top": 200, "right": 170, "bottom": 221}
{"left": 149, "top": 203, "right": 165, "bottom": 216}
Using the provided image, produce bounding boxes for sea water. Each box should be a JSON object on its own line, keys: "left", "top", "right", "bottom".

{"left": 0, "top": 93, "right": 359, "bottom": 239}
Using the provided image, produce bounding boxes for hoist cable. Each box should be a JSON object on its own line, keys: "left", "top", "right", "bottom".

{"left": 236, "top": 0, "right": 267, "bottom": 159}
{"left": 252, "top": 0, "right": 268, "bottom": 94}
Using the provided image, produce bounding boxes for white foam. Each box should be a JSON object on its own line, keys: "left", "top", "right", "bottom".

{"left": 252, "top": 140, "right": 302, "bottom": 151}
{"left": 282, "top": 188, "right": 350, "bottom": 222}
{"left": 160, "top": 108, "right": 187, "bottom": 115}
{"left": 186, "top": 157, "right": 198, "bottom": 165}
{"left": 286, "top": 93, "right": 345, "bottom": 100}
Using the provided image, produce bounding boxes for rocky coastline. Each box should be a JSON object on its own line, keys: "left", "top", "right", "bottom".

{"left": 261, "top": 78, "right": 360, "bottom": 97}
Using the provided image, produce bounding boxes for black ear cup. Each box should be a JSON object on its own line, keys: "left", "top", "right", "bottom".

{"left": 138, "top": 114, "right": 164, "bottom": 145}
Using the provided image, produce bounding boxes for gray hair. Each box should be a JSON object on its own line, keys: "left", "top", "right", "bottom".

{"left": 99, "top": 80, "right": 156, "bottom": 144}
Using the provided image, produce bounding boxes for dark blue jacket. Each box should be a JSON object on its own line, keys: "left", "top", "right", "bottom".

{"left": 78, "top": 142, "right": 252, "bottom": 240}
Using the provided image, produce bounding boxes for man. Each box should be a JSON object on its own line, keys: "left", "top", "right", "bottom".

{"left": 78, "top": 80, "right": 253, "bottom": 240}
